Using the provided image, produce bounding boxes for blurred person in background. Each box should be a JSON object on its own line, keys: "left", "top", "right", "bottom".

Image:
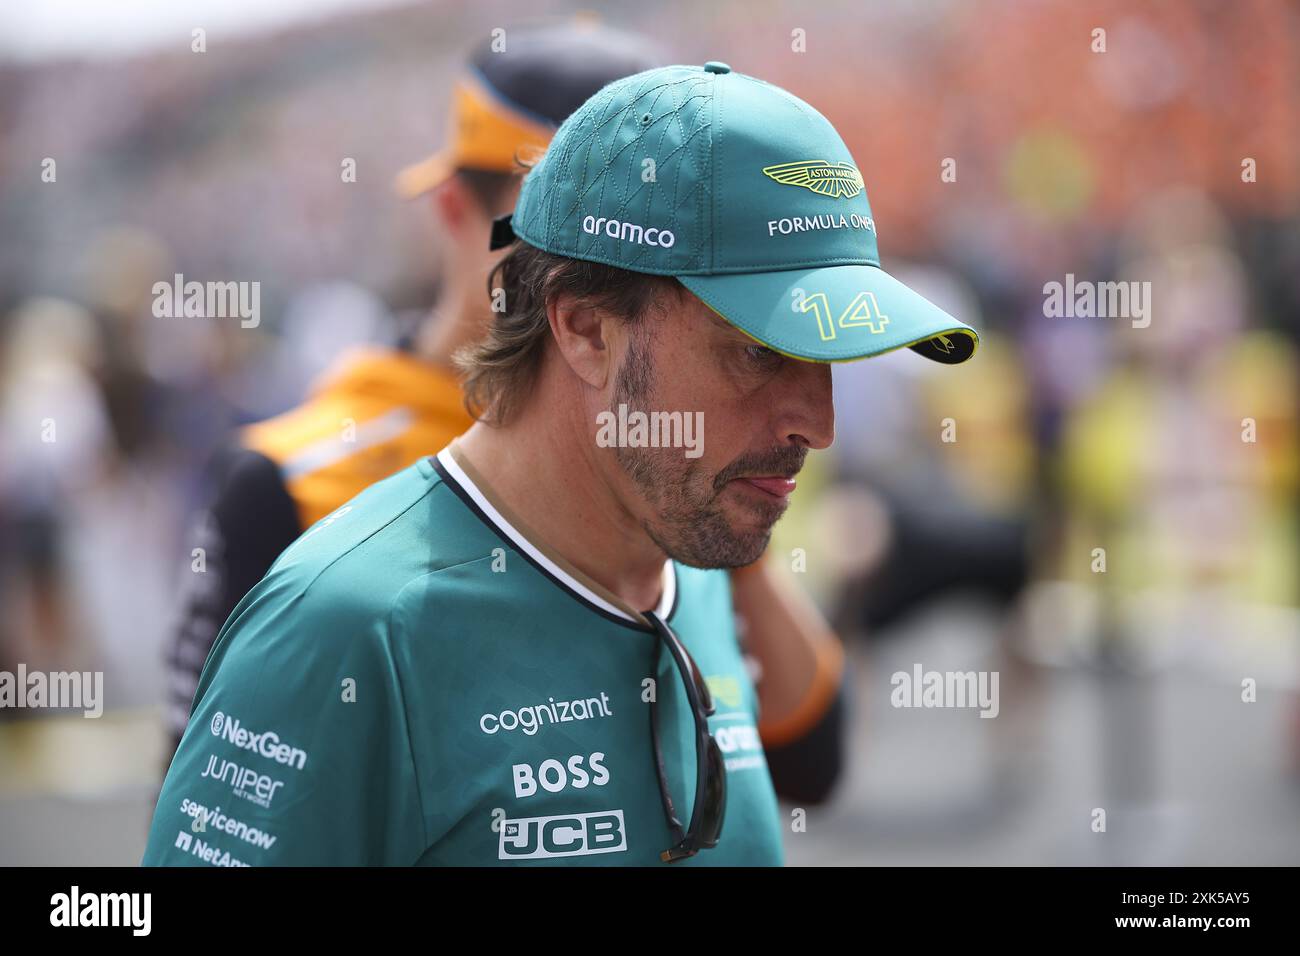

{"left": 801, "top": 268, "right": 1041, "bottom": 821}
{"left": 81, "top": 228, "right": 173, "bottom": 471}
{"left": 0, "top": 298, "right": 114, "bottom": 672}
{"left": 1037, "top": 190, "right": 1300, "bottom": 847}
{"left": 80, "top": 226, "right": 251, "bottom": 530}
{"left": 1056, "top": 191, "right": 1299, "bottom": 654}
{"left": 824, "top": 268, "right": 1034, "bottom": 641}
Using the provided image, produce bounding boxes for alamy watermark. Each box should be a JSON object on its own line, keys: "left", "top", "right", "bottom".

{"left": 152, "top": 273, "right": 260, "bottom": 328}
{"left": 890, "top": 663, "right": 999, "bottom": 718}
{"left": 596, "top": 404, "right": 703, "bottom": 458}
{"left": 50, "top": 886, "right": 150, "bottom": 935}
{"left": 0, "top": 665, "right": 103, "bottom": 718}
{"left": 1043, "top": 273, "right": 1151, "bottom": 328}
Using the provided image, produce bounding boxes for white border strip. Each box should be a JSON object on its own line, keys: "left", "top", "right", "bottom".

{"left": 655, "top": 553, "right": 675, "bottom": 620}
{"left": 437, "top": 448, "right": 676, "bottom": 623}
{"left": 282, "top": 407, "right": 414, "bottom": 480}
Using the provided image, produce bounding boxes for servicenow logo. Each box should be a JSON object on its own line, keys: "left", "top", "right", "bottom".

{"left": 480, "top": 692, "right": 613, "bottom": 736}
{"left": 210, "top": 711, "right": 307, "bottom": 770}
{"left": 179, "top": 797, "right": 277, "bottom": 850}
{"left": 581, "top": 215, "right": 675, "bottom": 248}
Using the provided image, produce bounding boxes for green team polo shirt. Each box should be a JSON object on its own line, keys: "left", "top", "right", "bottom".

{"left": 143, "top": 442, "right": 784, "bottom": 866}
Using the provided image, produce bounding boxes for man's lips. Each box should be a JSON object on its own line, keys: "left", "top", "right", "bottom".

{"left": 730, "top": 476, "right": 797, "bottom": 499}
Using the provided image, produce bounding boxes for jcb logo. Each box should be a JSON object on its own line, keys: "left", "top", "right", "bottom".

{"left": 799, "top": 290, "right": 889, "bottom": 341}
{"left": 499, "top": 810, "right": 627, "bottom": 860}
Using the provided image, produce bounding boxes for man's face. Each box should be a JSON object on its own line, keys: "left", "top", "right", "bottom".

{"left": 437, "top": 174, "right": 521, "bottom": 305}
{"left": 601, "top": 288, "right": 835, "bottom": 569}
{"left": 472, "top": 181, "right": 522, "bottom": 288}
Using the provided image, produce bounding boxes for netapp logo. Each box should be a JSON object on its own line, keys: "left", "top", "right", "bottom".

{"left": 210, "top": 711, "right": 307, "bottom": 770}
{"left": 513, "top": 752, "right": 610, "bottom": 799}
{"left": 172, "top": 831, "right": 250, "bottom": 867}
{"left": 499, "top": 810, "right": 627, "bottom": 860}
{"left": 581, "top": 215, "right": 675, "bottom": 248}
{"left": 480, "top": 692, "right": 613, "bottom": 736}
{"left": 200, "top": 753, "right": 286, "bottom": 808}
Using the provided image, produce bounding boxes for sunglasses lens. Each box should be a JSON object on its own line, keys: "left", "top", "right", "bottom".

{"left": 693, "top": 666, "right": 714, "bottom": 714}
{"left": 646, "top": 612, "right": 727, "bottom": 860}
{"left": 700, "top": 736, "right": 727, "bottom": 846}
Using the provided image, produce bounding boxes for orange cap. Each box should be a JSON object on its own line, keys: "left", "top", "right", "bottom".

{"left": 395, "top": 74, "right": 554, "bottom": 199}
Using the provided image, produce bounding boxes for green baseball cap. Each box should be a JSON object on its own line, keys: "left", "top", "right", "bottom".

{"left": 499, "top": 62, "right": 978, "bottom": 364}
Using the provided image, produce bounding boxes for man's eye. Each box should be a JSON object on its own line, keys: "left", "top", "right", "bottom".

{"left": 746, "top": 344, "right": 781, "bottom": 365}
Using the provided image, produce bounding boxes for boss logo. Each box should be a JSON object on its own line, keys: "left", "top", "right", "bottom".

{"left": 499, "top": 810, "right": 627, "bottom": 860}
{"left": 512, "top": 752, "right": 609, "bottom": 799}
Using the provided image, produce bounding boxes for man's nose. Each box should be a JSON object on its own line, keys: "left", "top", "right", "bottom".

{"left": 777, "top": 361, "right": 835, "bottom": 450}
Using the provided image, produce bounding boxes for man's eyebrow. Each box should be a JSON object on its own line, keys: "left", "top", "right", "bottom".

{"left": 684, "top": 293, "right": 759, "bottom": 345}
{"left": 700, "top": 304, "right": 745, "bottom": 337}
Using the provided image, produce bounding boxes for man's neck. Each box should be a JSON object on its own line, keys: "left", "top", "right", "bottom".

{"left": 453, "top": 387, "right": 669, "bottom": 613}
{"left": 415, "top": 278, "right": 482, "bottom": 371}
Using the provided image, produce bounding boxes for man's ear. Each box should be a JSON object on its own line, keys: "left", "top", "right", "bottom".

{"left": 547, "top": 290, "right": 613, "bottom": 390}
{"left": 431, "top": 176, "right": 475, "bottom": 235}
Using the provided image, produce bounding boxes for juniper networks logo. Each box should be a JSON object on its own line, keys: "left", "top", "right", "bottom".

{"left": 200, "top": 753, "right": 287, "bottom": 808}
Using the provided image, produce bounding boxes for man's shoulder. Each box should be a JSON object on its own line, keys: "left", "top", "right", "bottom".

{"left": 669, "top": 563, "right": 734, "bottom": 618}
{"left": 226, "top": 456, "right": 499, "bottom": 641}
{"left": 235, "top": 347, "right": 472, "bottom": 529}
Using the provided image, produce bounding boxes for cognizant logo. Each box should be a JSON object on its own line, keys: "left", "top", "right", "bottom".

{"left": 480, "top": 692, "right": 613, "bottom": 736}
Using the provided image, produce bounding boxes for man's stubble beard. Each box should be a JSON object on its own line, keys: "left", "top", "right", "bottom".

{"left": 610, "top": 330, "right": 795, "bottom": 569}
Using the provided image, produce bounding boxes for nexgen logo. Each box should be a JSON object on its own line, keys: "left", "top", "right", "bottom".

{"left": 499, "top": 810, "right": 627, "bottom": 860}
{"left": 210, "top": 711, "right": 307, "bottom": 770}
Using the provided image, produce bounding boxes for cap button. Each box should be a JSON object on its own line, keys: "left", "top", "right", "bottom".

{"left": 703, "top": 61, "right": 731, "bottom": 74}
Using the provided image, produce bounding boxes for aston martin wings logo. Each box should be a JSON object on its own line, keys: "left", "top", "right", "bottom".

{"left": 762, "top": 160, "right": 865, "bottom": 199}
